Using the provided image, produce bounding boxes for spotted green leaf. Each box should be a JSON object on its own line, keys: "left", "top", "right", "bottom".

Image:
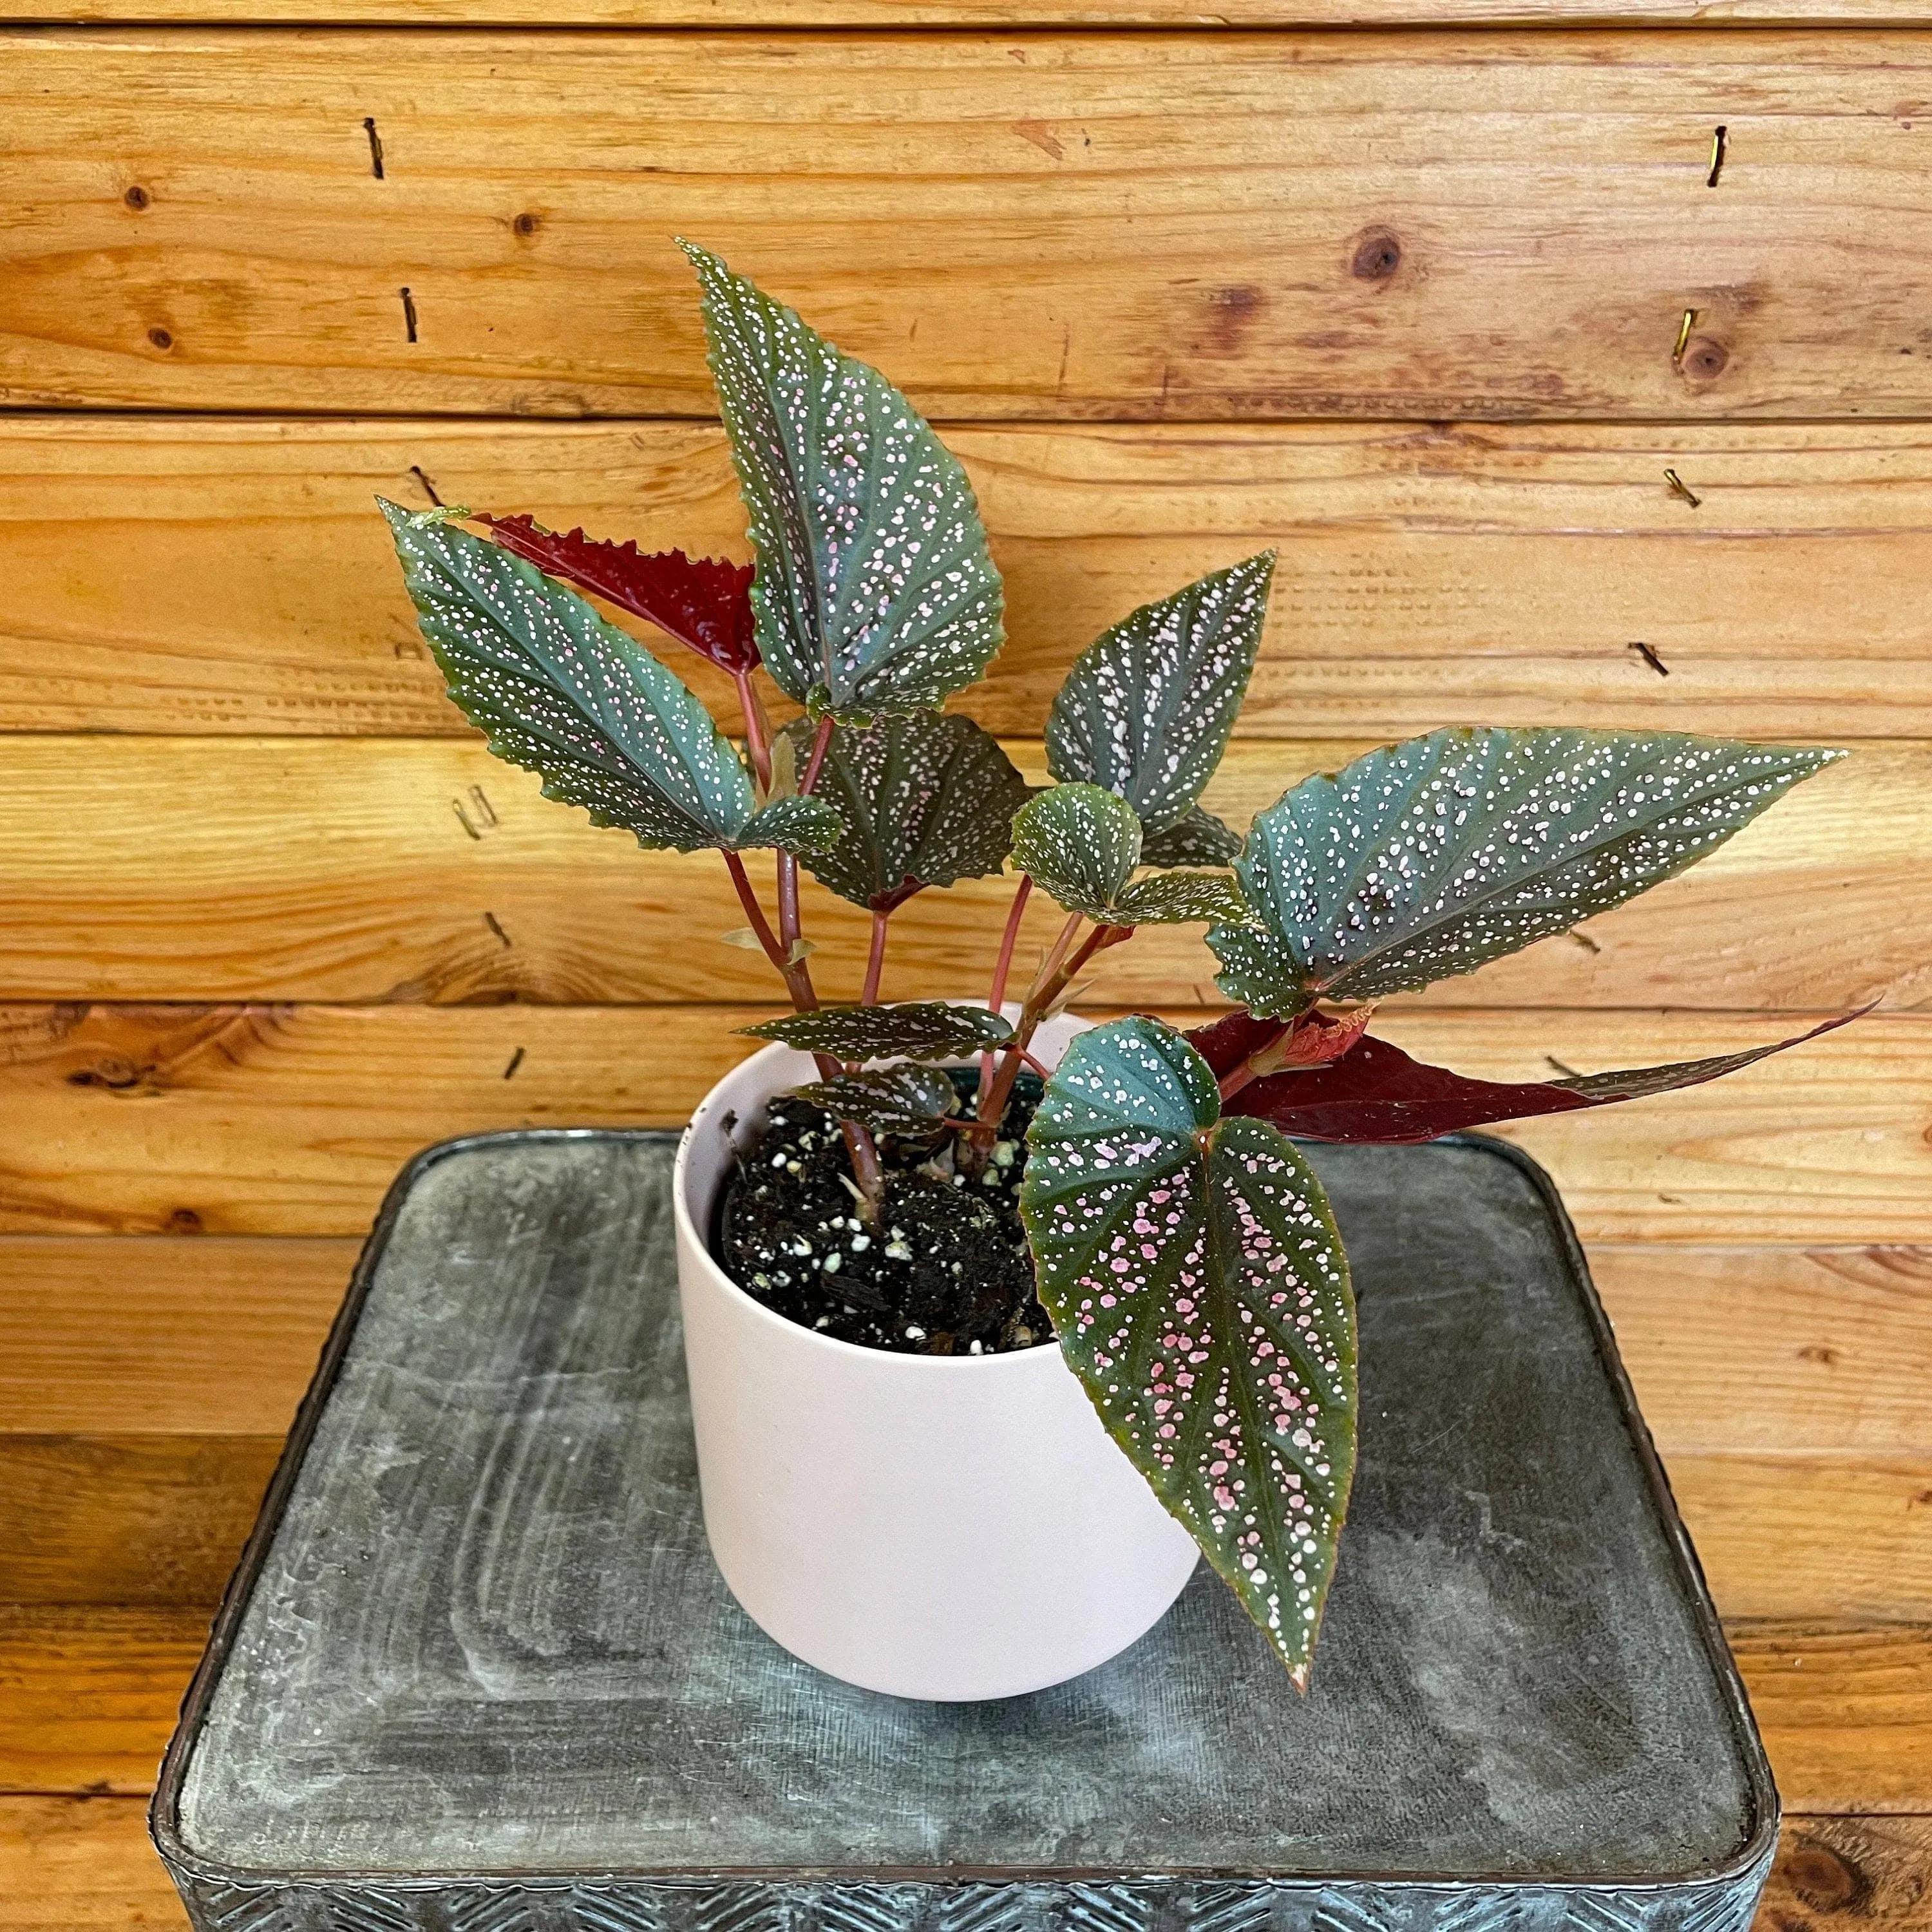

{"left": 383, "top": 501, "right": 833, "bottom": 857}
{"left": 1046, "top": 555, "right": 1273, "bottom": 831}
{"left": 1011, "top": 784, "right": 1248, "bottom": 927}
{"left": 792, "top": 1063, "right": 962, "bottom": 1137}
{"left": 1210, "top": 727, "right": 1844, "bottom": 1014}
{"left": 684, "top": 243, "right": 1005, "bottom": 721}
{"left": 1140, "top": 804, "right": 1244, "bottom": 867}
{"left": 739, "top": 1001, "right": 1013, "bottom": 1061}
{"left": 1020, "top": 1016, "right": 1356, "bottom": 1688}
{"left": 783, "top": 712, "right": 1029, "bottom": 911}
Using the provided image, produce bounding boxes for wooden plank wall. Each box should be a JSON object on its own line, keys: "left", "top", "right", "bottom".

{"left": 1, "top": 9, "right": 1929, "bottom": 1926}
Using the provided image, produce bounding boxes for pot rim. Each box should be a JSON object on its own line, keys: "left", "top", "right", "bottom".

{"left": 672, "top": 1015, "right": 1084, "bottom": 1377}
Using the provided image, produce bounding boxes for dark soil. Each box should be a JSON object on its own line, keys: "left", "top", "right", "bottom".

{"left": 715, "top": 1071, "right": 1052, "bottom": 1356}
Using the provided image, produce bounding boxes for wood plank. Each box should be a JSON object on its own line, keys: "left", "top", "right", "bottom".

{"left": 13, "top": 419, "right": 1932, "bottom": 743}
{"left": 9, "top": 1235, "right": 1929, "bottom": 1454}
{"left": 0, "top": 1607, "right": 204, "bottom": 1796}
{"left": 1671, "top": 1455, "right": 1932, "bottom": 1622}
{"left": 17, "top": 0, "right": 1932, "bottom": 25}
{"left": 1756, "top": 1816, "right": 1932, "bottom": 1931}
{"left": 0, "top": 735, "right": 1915, "bottom": 1012}
{"left": 8, "top": 32, "right": 1932, "bottom": 419}
{"left": 4, "top": 1806, "right": 1926, "bottom": 1932}
{"left": 1734, "top": 1621, "right": 1932, "bottom": 1815}
{"left": 0, "top": 1238, "right": 354, "bottom": 1434}
{"left": 2, "top": 1005, "right": 1924, "bottom": 1240}
{"left": 1595, "top": 1245, "right": 1932, "bottom": 1455}
{"left": 0, "top": 1797, "right": 185, "bottom": 1931}
{"left": 0, "top": 1435, "right": 279, "bottom": 1606}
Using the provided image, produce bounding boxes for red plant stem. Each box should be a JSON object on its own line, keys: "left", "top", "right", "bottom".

{"left": 862, "top": 911, "right": 889, "bottom": 1005}
{"left": 980, "top": 875, "right": 1033, "bottom": 1092}
{"left": 732, "top": 669, "right": 773, "bottom": 794}
{"left": 798, "top": 714, "right": 836, "bottom": 795}
{"left": 972, "top": 915, "right": 1135, "bottom": 1146}
{"left": 1215, "top": 1018, "right": 1294, "bottom": 1103}
{"left": 722, "top": 851, "right": 788, "bottom": 978}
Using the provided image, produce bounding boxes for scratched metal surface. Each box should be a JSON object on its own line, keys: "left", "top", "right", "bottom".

{"left": 160, "top": 1130, "right": 1769, "bottom": 1889}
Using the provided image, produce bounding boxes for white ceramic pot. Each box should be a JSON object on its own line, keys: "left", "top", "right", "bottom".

{"left": 672, "top": 1010, "right": 1199, "bottom": 1701}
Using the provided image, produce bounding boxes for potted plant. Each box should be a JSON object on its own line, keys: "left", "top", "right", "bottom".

{"left": 383, "top": 243, "right": 1850, "bottom": 1703}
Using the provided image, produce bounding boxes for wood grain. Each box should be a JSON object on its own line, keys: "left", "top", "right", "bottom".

{"left": 13, "top": 418, "right": 1932, "bottom": 742}
{"left": 8, "top": 1235, "right": 1929, "bottom": 1452}
{"left": 1595, "top": 1245, "right": 1932, "bottom": 1455}
{"left": 1, "top": 735, "right": 1913, "bottom": 1012}
{"left": 4, "top": 1806, "right": 1927, "bottom": 1932}
{"left": 0, "top": 1607, "right": 205, "bottom": 1795}
{"left": 8, "top": 33, "right": 1932, "bottom": 419}
{"left": 1733, "top": 1622, "right": 1932, "bottom": 1814}
{"left": 3, "top": 1005, "right": 1924, "bottom": 1241}
{"left": 0, "top": 1238, "right": 354, "bottom": 1434}
{"left": 0, "top": 1435, "right": 279, "bottom": 1606}
{"left": 17, "top": 0, "right": 1932, "bottom": 24}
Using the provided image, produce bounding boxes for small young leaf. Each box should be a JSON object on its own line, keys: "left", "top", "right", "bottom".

{"left": 1211, "top": 728, "right": 1844, "bottom": 1010}
{"left": 739, "top": 1001, "right": 1014, "bottom": 1061}
{"left": 737, "top": 794, "right": 845, "bottom": 855}
{"left": 1139, "top": 804, "right": 1244, "bottom": 867}
{"left": 1046, "top": 554, "right": 1273, "bottom": 831}
{"left": 1204, "top": 1010, "right": 1864, "bottom": 1144}
{"left": 383, "top": 500, "right": 798, "bottom": 854}
{"left": 1012, "top": 785, "right": 1249, "bottom": 927}
{"left": 1110, "top": 870, "right": 1253, "bottom": 927}
{"left": 683, "top": 243, "right": 1005, "bottom": 720}
{"left": 791, "top": 1063, "right": 962, "bottom": 1137}
{"left": 479, "top": 516, "right": 757, "bottom": 674}
{"left": 1009, "top": 784, "right": 1142, "bottom": 920}
{"left": 1021, "top": 1016, "right": 1356, "bottom": 1688}
{"left": 784, "top": 712, "right": 1029, "bottom": 911}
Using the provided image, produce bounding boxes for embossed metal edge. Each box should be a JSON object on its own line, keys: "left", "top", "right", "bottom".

{"left": 148, "top": 1128, "right": 1781, "bottom": 1915}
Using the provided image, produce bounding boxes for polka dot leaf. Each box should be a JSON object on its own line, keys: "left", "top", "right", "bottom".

{"left": 1021, "top": 1016, "right": 1357, "bottom": 1687}
{"left": 739, "top": 1001, "right": 1015, "bottom": 1062}
{"left": 1139, "top": 804, "right": 1244, "bottom": 868}
{"left": 684, "top": 243, "right": 1005, "bottom": 721}
{"left": 781, "top": 712, "right": 1030, "bottom": 913}
{"left": 1046, "top": 554, "right": 1273, "bottom": 832}
{"left": 1012, "top": 784, "right": 1250, "bottom": 927}
{"left": 383, "top": 501, "right": 838, "bottom": 857}
{"left": 791, "top": 1065, "right": 963, "bottom": 1138}
{"left": 1211, "top": 726, "right": 1844, "bottom": 1012}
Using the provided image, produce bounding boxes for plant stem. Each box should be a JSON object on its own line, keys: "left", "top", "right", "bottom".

{"left": 723, "top": 851, "right": 786, "bottom": 974}
{"left": 980, "top": 875, "right": 1032, "bottom": 1094}
{"left": 1215, "top": 1018, "right": 1295, "bottom": 1103}
{"left": 773, "top": 714, "right": 884, "bottom": 1220}
{"left": 732, "top": 669, "right": 773, "bottom": 794}
{"left": 967, "top": 912, "right": 1137, "bottom": 1160}
{"left": 862, "top": 910, "right": 889, "bottom": 1005}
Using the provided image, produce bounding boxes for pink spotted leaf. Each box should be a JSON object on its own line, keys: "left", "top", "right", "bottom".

{"left": 1021, "top": 1016, "right": 1356, "bottom": 1688}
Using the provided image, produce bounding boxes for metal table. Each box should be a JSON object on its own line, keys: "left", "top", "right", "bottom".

{"left": 153, "top": 1129, "right": 1777, "bottom": 1932}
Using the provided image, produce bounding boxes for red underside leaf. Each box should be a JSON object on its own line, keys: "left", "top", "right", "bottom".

{"left": 481, "top": 515, "right": 758, "bottom": 674}
{"left": 1186, "top": 1010, "right": 1866, "bottom": 1144}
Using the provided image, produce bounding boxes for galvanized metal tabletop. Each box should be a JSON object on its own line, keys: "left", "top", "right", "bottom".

{"left": 153, "top": 1130, "right": 1777, "bottom": 1932}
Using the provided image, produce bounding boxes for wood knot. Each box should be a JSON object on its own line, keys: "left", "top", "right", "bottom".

{"left": 1783, "top": 1840, "right": 1867, "bottom": 1914}
{"left": 124, "top": 185, "right": 151, "bottom": 211}
{"left": 1350, "top": 228, "right": 1402, "bottom": 281}
{"left": 147, "top": 327, "right": 173, "bottom": 350}
{"left": 166, "top": 1208, "right": 205, "bottom": 1235}
{"left": 1681, "top": 335, "right": 1729, "bottom": 380}
{"left": 513, "top": 211, "right": 540, "bottom": 238}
